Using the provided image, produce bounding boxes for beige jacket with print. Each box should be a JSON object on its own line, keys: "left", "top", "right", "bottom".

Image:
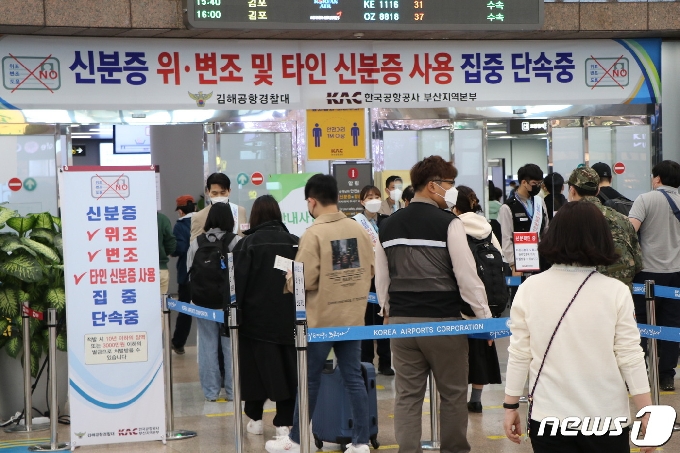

{"left": 286, "top": 211, "right": 374, "bottom": 328}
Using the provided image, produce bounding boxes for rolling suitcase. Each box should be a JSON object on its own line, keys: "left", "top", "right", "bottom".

{"left": 312, "top": 362, "right": 380, "bottom": 451}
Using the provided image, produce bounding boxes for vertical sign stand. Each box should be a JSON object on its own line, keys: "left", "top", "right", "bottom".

{"left": 161, "top": 295, "right": 197, "bottom": 440}
{"left": 5, "top": 302, "right": 49, "bottom": 433}
{"left": 227, "top": 253, "right": 244, "bottom": 453}
{"left": 293, "top": 262, "right": 309, "bottom": 453}
{"left": 61, "top": 166, "right": 166, "bottom": 448}
{"left": 29, "top": 309, "right": 69, "bottom": 452}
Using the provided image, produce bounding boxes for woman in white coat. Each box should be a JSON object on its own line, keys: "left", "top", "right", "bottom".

{"left": 452, "top": 186, "right": 504, "bottom": 413}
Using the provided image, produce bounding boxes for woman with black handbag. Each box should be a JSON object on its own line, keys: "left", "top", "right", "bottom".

{"left": 503, "top": 201, "right": 655, "bottom": 452}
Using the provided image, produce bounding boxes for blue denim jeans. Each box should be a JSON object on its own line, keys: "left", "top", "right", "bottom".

{"left": 290, "top": 340, "right": 369, "bottom": 445}
{"left": 196, "top": 317, "right": 233, "bottom": 400}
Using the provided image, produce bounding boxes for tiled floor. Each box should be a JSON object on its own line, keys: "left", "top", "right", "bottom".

{"left": 2, "top": 337, "right": 680, "bottom": 452}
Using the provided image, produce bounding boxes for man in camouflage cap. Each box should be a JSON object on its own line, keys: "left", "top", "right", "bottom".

{"left": 566, "top": 166, "right": 642, "bottom": 289}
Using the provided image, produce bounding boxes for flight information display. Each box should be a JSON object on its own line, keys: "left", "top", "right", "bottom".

{"left": 185, "top": 0, "right": 543, "bottom": 31}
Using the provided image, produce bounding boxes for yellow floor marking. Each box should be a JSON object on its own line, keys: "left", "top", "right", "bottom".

{"left": 484, "top": 405, "right": 503, "bottom": 409}
{"left": 376, "top": 385, "right": 385, "bottom": 390}
{"left": 206, "top": 408, "right": 276, "bottom": 417}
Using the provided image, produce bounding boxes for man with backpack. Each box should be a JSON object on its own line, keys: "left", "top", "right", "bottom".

{"left": 374, "top": 156, "right": 491, "bottom": 453}
{"left": 566, "top": 167, "right": 642, "bottom": 289}
{"left": 187, "top": 202, "right": 241, "bottom": 402}
{"left": 629, "top": 160, "right": 680, "bottom": 391}
{"left": 592, "top": 162, "right": 634, "bottom": 216}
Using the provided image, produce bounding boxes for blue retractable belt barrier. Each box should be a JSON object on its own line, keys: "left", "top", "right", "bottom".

{"left": 166, "top": 298, "right": 224, "bottom": 323}
{"left": 307, "top": 318, "right": 511, "bottom": 343}
{"left": 167, "top": 285, "right": 680, "bottom": 343}
{"left": 632, "top": 283, "right": 680, "bottom": 299}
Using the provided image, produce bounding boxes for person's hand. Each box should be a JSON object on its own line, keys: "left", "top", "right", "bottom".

{"left": 383, "top": 313, "right": 389, "bottom": 325}
{"left": 487, "top": 339, "right": 494, "bottom": 347}
{"left": 512, "top": 269, "right": 523, "bottom": 277}
{"left": 503, "top": 409, "right": 523, "bottom": 444}
{"left": 638, "top": 414, "right": 656, "bottom": 453}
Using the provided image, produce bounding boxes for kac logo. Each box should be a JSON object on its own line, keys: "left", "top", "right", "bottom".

{"left": 118, "top": 428, "right": 138, "bottom": 436}
{"left": 537, "top": 405, "right": 676, "bottom": 447}
{"left": 326, "top": 91, "right": 362, "bottom": 105}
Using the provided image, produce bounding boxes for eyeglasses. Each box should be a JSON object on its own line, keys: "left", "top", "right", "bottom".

{"left": 527, "top": 181, "right": 543, "bottom": 187}
{"left": 434, "top": 179, "right": 455, "bottom": 185}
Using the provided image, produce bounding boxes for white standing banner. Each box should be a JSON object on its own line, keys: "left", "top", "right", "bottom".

{"left": 61, "top": 165, "right": 165, "bottom": 447}
{"left": 513, "top": 232, "right": 540, "bottom": 272}
{"left": 0, "top": 36, "right": 661, "bottom": 111}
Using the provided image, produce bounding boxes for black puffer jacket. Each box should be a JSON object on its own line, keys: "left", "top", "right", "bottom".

{"left": 232, "top": 221, "right": 299, "bottom": 344}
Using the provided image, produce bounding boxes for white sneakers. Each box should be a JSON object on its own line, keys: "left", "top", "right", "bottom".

{"left": 265, "top": 436, "right": 300, "bottom": 453}
{"left": 246, "top": 419, "right": 290, "bottom": 437}
{"left": 275, "top": 426, "right": 291, "bottom": 437}
{"left": 345, "top": 444, "right": 370, "bottom": 453}
{"left": 265, "top": 437, "right": 369, "bottom": 453}
{"left": 246, "top": 419, "right": 263, "bottom": 435}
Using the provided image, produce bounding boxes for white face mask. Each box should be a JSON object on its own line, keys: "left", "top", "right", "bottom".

{"left": 390, "top": 189, "right": 403, "bottom": 202}
{"left": 435, "top": 183, "right": 459, "bottom": 209}
{"left": 364, "top": 199, "right": 382, "bottom": 213}
{"left": 210, "top": 196, "right": 229, "bottom": 204}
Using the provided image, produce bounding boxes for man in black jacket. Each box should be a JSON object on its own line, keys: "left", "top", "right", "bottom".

{"left": 375, "top": 156, "right": 491, "bottom": 453}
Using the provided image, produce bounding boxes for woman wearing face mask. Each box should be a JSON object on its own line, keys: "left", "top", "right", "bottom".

{"left": 355, "top": 185, "right": 394, "bottom": 376}
{"left": 451, "top": 186, "right": 504, "bottom": 413}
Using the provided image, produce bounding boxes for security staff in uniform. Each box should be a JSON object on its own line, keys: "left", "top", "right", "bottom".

{"left": 498, "top": 164, "right": 550, "bottom": 277}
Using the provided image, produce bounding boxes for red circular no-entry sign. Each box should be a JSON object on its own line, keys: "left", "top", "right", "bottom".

{"left": 613, "top": 162, "right": 626, "bottom": 175}
{"left": 8, "top": 177, "right": 22, "bottom": 192}
{"left": 251, "top": 172, "right": 264, "bottom": 186}
{"left": 348, "top": 167, "right": 359, "bottom": 179}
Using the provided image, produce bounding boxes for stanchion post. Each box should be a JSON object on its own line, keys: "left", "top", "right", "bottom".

{"left": 645, "top": 281, "right": 660, "bottom": 406}
{"left": 162, "top": 295, "right": 197, "bottom": 441}
{"left": 5, "top": 302, "right": 48, "bottom": 433}
{"left": 227, "top": 254, "right": 243, "bottom": 453}
{"left": 293, "top": 262, "right": 310, "bottom": 453}
{"left": 29, "top": 309, "right": 68, "bottom": 451}
{"left": 421, "top": 372, "right": 440, "bottom": 450}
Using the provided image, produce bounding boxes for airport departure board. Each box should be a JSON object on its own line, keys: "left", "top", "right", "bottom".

{"left": 184, "top": 0, "right": 543, "bottom": 31}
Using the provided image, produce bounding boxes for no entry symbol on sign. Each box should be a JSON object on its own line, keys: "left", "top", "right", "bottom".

{"left": 614, "top": 162, "right": 626, "bottom": 175}
{"left": 8, "top": 177, "right": 22, "bottom": 191}
{"left": 251, "top": 172, "right": 264, "bottom": 186}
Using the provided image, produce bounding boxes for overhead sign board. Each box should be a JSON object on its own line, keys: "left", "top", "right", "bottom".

{"left": 0, "top": 37, "right": 662, "bottom": 110}
{"left": 184, "top": 0, "right": 543, "bottom": 31}
{"left": 508, "top": 119, "right": 548, "bottom": 135}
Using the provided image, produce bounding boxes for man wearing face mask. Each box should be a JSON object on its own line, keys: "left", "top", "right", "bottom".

{"left": 498, "top": 164, "right": 550, "bottom": 277}
{"left": 379, "top": 175, "right": 404, "bottom": 216}
{"left": 266, "top": 174, "right": 374, "bottom": 453}
{"left": 190, "top": 173, "right": 248, "bottom": 242}
{"left": 354, "top": 185, "right": 393, "bottom": 375}
{"left": 375, "top": 156, "right": 491, "bottom": 453}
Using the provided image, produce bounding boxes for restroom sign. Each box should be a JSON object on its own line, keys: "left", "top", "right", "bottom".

{"left": 586, "top": 57, "right": 629, "bottom": 88}
{"left": 2, "top": 56, "right": 61, "bottom": 91}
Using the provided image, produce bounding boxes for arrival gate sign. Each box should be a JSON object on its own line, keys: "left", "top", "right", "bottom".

{"left": 61, "top": 166, "right": 165, "bottom": 447}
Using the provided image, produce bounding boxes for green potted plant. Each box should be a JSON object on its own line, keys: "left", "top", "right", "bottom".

{"left": 0, "top": 206, "right": 66, "bottom": 377}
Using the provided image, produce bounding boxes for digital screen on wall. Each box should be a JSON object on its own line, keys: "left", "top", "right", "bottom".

{"left": 184, "top": 0, "right": 543, "bottom": 31}
{"left": 113, "top": 125, "right": 151, "bottom": 154}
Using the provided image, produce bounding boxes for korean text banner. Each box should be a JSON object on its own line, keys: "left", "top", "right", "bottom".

{"left": 61, "top": 166, "right": 165, "bottom": 447}
{"left": 0, "top": 36, "right": 660, "bottom": 110}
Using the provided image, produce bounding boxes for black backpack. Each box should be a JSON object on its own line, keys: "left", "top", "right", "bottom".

{"left": 600, "top": 191, "right": 633, "bottom": 216}
{"left": 461, "top": 234, "right": 508, "bottom": 318}
{"left": 189, "top": 232, "right": 236, "bottom": 310}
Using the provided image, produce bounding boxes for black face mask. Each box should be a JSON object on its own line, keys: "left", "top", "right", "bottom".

{"left": 528, "top": 184, "right": 542, "bottom": 197}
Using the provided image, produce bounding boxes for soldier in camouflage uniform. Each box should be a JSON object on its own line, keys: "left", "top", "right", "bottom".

{"left": 566, "top": 166, "right": 642, "bottom": 289}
